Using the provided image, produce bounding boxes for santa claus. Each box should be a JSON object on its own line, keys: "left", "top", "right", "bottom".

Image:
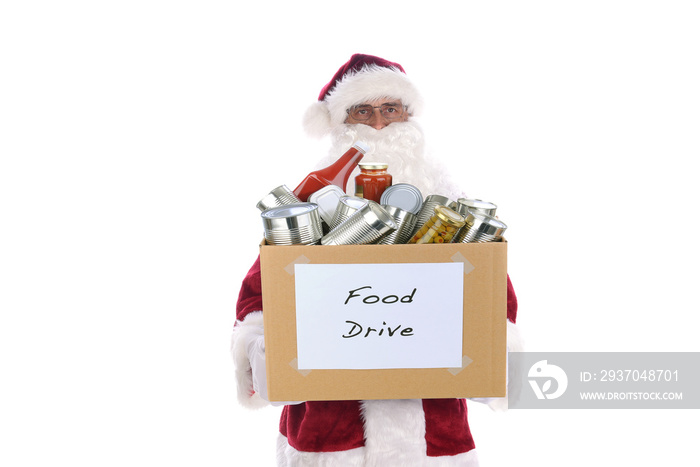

{"left": 233, "top": 54, "right": 521, "bottom": 466}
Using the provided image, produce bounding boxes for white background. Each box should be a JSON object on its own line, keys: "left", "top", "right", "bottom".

{"left": 1, "top": 1, "right": 698, "bottom": 466}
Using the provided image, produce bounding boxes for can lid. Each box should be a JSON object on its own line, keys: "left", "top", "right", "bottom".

{"left": 380, "top": 183, "right": 423, "bottom": 214}
{"left": 308, "top": 185, "right": 346, "bottom": 224}
{"left": 261, "top": 202, "right": 318, "bottom": 219}
{"left": 339, "top": 195, "right": 370, "bottom": 209}
{"left": 434, "top": 205, "right": 466, "bottom": 227}
{"left": 359, "top": 162, "right": 388, "bottom": 170}
{"left": 457, "top": 198, "right": 497, "bottom": 210}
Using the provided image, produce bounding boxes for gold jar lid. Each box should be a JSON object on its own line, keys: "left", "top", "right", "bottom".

{"left": 359, "top": 162, "right": 388, "bottom": 170}
{"left": 433, "top": 205, "right": 466, "bottom": 227}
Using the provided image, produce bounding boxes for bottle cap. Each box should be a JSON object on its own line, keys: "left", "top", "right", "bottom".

{"left": 359, "top": 162, "right": 388, "bottom": 170}
{"left": 353, "top": 141, "right": 370, "bottom": 153}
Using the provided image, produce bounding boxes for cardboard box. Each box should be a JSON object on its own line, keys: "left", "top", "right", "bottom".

{"left": 260, "top": 240, "right": 507, "bottom": 401}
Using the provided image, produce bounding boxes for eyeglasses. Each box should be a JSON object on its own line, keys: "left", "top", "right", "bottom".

{"left": 346, "top": 103, "right": 407, "bottom": 122}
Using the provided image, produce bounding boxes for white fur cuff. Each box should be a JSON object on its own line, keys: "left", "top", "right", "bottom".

{"left": 231, "top": 311, "right": 269, "bottom": 409}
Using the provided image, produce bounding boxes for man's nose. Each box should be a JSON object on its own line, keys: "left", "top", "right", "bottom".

{"left": 367, "top": 108, "right": 389, "bottom": 130}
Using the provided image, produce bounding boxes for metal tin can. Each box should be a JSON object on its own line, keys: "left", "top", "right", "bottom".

{"left": 321, "top": 202, "right": 397, "bottom": 245}
{"left": 328, "top": 195, "right": 369, "bottom": 231}
{"left": 377, "top": 205, "right": 417, "bottom": 245}
{"left": 409, "top": 205, "right": 465, "bottom": 244}
{"left": 454, "top": 198, "right": 498, "bottom": 217}
{"left": 379, "top": 183, "right": 423, "bottom": 215}
{"left": 261, "top": 203, "right": 323, "bottom": 245}
{"left": 453, "top": 212, "right": 507, "bottom": 243}
{"left": 256, "top": 185, "right": 302, "bottom": 212}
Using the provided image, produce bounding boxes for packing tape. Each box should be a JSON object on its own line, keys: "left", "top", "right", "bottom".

{"left": 450, "top": 252, "right": 475, "bottom": 275}
{"left": 289, "top": 358, "right": 312, "bottom": 376}
{"left": 284, "top": 255, "right": 311, "bottom": 275}
{"left": 447, "top": 355, "right": 473, "bottom": 375}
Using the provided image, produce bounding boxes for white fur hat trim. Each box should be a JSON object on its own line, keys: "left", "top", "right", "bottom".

{"left": 303, "top": 65, "right": 424, "bottom": 138}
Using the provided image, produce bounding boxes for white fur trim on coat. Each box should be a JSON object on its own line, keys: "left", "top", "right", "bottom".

{"left": 361, "top": 399, "right": 427, "bottom": 463}
{"left": 231, "top": 311, "right": 269, "bottom": 409}
{"left": 276, "top": 400, "right": 479, "bottom": 466}
{"left": 303, "top": 65, "right": 424, "bottom": 138}
{"left": 277, "top": 434, "right": 366, "bottom": 467}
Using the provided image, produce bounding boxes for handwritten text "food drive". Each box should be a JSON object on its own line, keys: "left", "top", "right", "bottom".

{"left": 341, "top": 286, "right": 416, "bottom": 339}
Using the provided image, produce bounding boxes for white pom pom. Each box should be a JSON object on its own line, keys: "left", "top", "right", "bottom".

{"left": 302, "top": 101, "right": 332, "bottom": 138}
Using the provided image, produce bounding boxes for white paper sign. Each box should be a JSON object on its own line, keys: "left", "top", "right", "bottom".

{"left": 294, "top": 262, "right": 464, "bottom": 370}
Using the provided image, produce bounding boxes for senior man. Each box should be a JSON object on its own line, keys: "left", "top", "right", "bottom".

{"left": 233, "top": 54, "right": 520, "bottom": 466}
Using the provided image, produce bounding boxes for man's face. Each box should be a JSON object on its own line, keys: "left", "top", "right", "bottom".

{"left": 344, "top": 98, "right": 410, "bottom": 130}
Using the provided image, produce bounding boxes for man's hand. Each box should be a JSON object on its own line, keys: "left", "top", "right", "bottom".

{"left": 246, "top": 331, "right": 303, "bottom": 406}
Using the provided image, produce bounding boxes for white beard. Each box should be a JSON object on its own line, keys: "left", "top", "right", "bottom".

{"left": 314, "top": 121, "right": 467, "bottom": 202}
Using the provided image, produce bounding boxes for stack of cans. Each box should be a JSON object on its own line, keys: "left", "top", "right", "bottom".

{"left": 451, "top": 198, "right": 507, "bottom": 243}
{"left": 257, "top": 185, "right": 399, "bottom": 246}
{"left": 257, "top": 183, "right": 508, "bottom": 246}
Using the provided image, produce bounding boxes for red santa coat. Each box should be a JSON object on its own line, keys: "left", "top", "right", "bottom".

{"left": 234, "top": 256, "right": 519, "bottom": 465}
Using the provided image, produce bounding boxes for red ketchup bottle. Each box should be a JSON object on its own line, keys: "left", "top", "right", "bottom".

{"left": 292, "top": 142, "right": 369, "bottom": 201}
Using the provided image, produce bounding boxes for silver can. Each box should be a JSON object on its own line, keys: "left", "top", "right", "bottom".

{"left": 261, "top": 203, "right": 323, "bottom": 245}
{"left": 256, "top": 185, "right": 302, "bottom": 212}
{"left": 454, "top": 198, "right": 498, "bottom": 217}
{"left": 328, "top": 195, "right": 369, "bottom": 231}
{"left": 379, "top": 183, "right": 423, "bottom": 215}
{"left": 321, "top": 202, "right": 397, "bottom": 245}
{"left": 453, "top": 211, "right": 507, "bottom": 243}
{"left": 377, "top": 205, "right": 417, "bottom": 245}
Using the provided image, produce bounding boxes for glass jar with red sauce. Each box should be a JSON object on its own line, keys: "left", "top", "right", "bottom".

{"left": 354, "top": 162, "right": 392, "bottom": 203}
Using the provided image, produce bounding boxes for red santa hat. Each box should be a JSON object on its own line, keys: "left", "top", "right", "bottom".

{"left": 303, "top": 53, "right": 424, "bottom": 138}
